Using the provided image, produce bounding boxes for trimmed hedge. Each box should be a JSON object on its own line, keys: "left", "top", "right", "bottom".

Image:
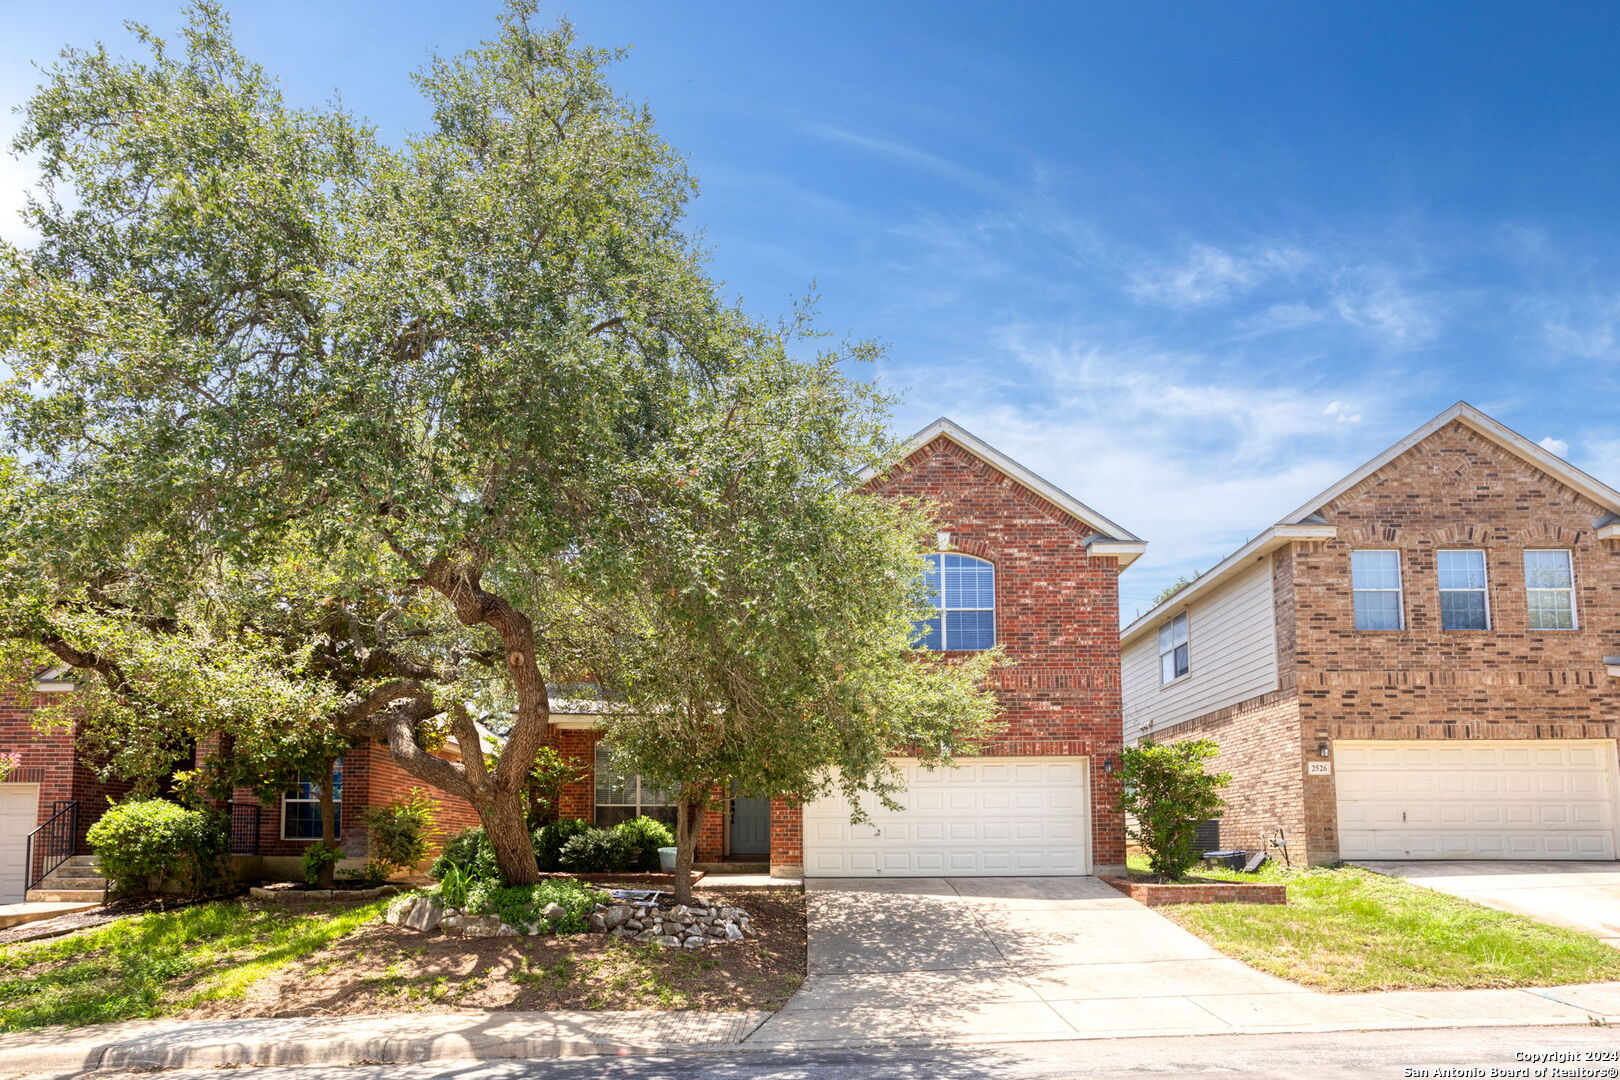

{"left": 85, "top": 799, "right": 230, "bottom": 897}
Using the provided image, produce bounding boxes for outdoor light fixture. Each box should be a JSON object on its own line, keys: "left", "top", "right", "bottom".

{"left": 1318, "top": 741, "right": 1331, "bottom": 758}
{"left": 1103, "top": 757, "right": 1115, "bottom": 775}
{"left": 937, "top": 530, "right": 952, "bottom": 550}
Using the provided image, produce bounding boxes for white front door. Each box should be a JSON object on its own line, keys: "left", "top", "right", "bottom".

{"left": 0, "top": 784, "right": 41, "bottom": 903}
{"left": 1335, "top": 740, "right": 1619, "bottom": 860}
{"left": 800, "top": 757, "right": 1090, "bottom": 877}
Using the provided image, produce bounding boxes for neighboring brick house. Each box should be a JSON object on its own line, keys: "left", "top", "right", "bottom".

{"left": 0, "top": 669, "right": 482, "bottom": 901}
{"left": 550, "top": 418, "right": 1146, "bottom": 878}
{"left": 1121, "top": 402, "right": 1620, "bottom": 866}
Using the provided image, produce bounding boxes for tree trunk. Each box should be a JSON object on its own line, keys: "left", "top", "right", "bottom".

{"left": 672, "top": 796, "right": 705, "bottom": 904}
{"left": 316, "top": 758, "right": 338, "bottom": 888}
{"left": 477, "top": 784, "right": 538, "bottom": 885}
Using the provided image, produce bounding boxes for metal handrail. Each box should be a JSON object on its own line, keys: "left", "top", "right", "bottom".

{"left": 24, "top": 799, "right": 79, "bottom": 893}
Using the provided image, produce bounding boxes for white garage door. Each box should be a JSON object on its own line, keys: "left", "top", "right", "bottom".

{"left": 801, "top": 757, "right": 1090, "bottom": 877}
{"left": 0, "top": 785, "right": 40, "bottom": 903}
{"left": 1336, "top": 740, "right": 1618, "bottom": 860}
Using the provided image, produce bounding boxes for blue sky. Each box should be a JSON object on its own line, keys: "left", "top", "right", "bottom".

{"left": 5, "top": 2, "right": 1620, "bottom": 617}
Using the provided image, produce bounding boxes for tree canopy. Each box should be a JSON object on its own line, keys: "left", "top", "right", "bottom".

{"left": 0, "top": 2, "right": 1004, "bottom": 887}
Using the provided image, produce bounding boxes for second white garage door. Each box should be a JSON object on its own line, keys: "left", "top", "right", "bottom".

{"left": 1336, "top": 740, "right": 1619, "bottom": 860}
{"left": 0, "top": 784, "right": 40, "bottom": 903}
{"left": 800, "top": 757, "right": 1090, "bottom": 877}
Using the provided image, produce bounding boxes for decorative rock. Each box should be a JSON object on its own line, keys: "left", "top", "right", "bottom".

{"left": 725, "top": 923, "right": 744, "bottom": 941}
{"left": 541, "top": 902, "right": 568, "bottom": 921}
{"left": 603, "top": 905, "right": 634, "bottom": 930}
{"left": 634, "top": 930, "right": 656, "bottom": 941}
{"left": 657, "top": 935, "right": 682, "bottom": 947}
{"left": 669, "top": 904, "right": 690, "bottom": 919}
{"left": 588, "top": 913, "right": 606, "bottom": 932}
{"left": 683, "top": 936, "right": 706, "bottom": 948}
{"left": 403, "top": 897, "right": 445, "bottom": 933}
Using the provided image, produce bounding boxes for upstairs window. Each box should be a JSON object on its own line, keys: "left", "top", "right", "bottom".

{"left": 1524, "top": 550, "right": 1577, "bottom": 630}
{"left": 1437, "top": 549, "right": 1490, "bottom": 630}
{"left": 914, "top": 553, "right": 995, "bottom": 651}
{"left": 282, "top": 759, "right": 342, "bottom": 841}
{"left": 1158, "top": 612, "right": 1190, "bottom": 684}
{"left": 1351, "top": 550, "right": 1404, "bottom": 630}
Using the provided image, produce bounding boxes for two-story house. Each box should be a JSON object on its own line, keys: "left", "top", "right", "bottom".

{"left": 1121, "top": 402, "right": 1620, "bottom": 866}
{"left": 551, "top": 418, "right": 1147, "bottom": 878}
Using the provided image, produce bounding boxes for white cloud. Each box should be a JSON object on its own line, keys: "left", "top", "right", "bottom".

{"left": 886, "top": 326, "right": 1412, "bottom": 618}
{"left": 1127, "top": 243, "right": 1305, "bottom": 309}
{"left": 1542, "top": 295, "right": 1620, "bottom": 361}
{"left": 1328, "top": 265, "right": 1440, "bottom": 349}
{"left": 1538, "top": 436, "right": 1569, "bottom": 458}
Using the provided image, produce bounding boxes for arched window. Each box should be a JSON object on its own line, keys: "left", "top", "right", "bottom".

{"left": 915, "top": 553, "right": 995, "bottom": 651}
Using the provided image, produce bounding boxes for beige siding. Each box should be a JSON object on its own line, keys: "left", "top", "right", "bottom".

{"left": 1123, "top": 556, "right": 1280, "bottom": 741}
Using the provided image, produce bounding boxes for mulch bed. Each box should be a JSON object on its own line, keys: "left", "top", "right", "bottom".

{"left": 0, "top": 895, "right": 216, "bottom": 947}
{"left": 178, "top": 884, "right": 807, "bottom": 1017}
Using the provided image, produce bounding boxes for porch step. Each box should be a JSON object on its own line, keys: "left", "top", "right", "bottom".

{"left": 61, "top": 855, "right": 101, "bottom": 870}
{"left": 695, "top": 861, "right": 770, "bottom": 875}
{"left": 36, "top": 877, "right": 106, "bottom": 890}
{"left": 24, "top": 888, "right": 105, "bottom": 904}
{"left": 0, "top": 901, "right": 98, "bottom": 929}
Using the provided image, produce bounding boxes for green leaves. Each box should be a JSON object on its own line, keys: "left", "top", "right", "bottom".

{"left": 1117, "top": 739, "right": 1233, "bottom": 881}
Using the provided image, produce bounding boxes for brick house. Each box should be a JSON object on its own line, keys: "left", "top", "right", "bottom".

{"left": 549, "top": 418, "right": 1146, "bottom": 878}
{"left": 1121, "top": 402, "right": 1620, "bottom": 866}
{"left": 0, "top": 669, "right": 481, "bottom": 902}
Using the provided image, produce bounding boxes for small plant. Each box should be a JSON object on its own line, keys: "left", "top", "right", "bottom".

{"left": 534, "top": 817, "right": 592, "bottom": 872}
{"left": 363, "top": 790, "right": 438, "bottom": 875}
{"left": 436, "top": 864, "right": 473, "bottom": 909}
{"left": 612, "top": 816, "right": 675, "bottom": 872}
{"left": 428, "top": 826, "right": 502, "bottom": 881}
{"left": 85, "top": 798, "right": 230, "bottom": 897}
{"left": 1117, "top": 739, "right": 1231, "bottom": 881}
{"left": 301, "top": 842, "right": 344, "bottom": 886}
{"left": 465, "top": 878, "right": 599, "bottom": 933}
{"left": 0, "top": 751, "right": 20, "bottom": 784}
{"left": 557, "top": 827, "right": 638, "bottom": 873}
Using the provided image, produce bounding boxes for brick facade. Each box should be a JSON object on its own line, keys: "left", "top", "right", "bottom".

{"left": 550, "top": 429, "right": 1133, "bottom": 877}
{"left": 1150, "top": 418, "right": 1620, "bottom": 864}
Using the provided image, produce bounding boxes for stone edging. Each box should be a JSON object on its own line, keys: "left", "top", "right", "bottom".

{"left": 1102, "top": 875, "right": 1286, "bottom": 906}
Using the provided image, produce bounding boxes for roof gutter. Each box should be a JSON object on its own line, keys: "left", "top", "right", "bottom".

{"left": 1120, "top": 523, "right": 1337, "bottom": 647}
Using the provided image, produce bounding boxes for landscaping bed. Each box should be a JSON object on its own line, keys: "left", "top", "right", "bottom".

{"left": 1150, "top": 861, "right": 1620, "bottom": 992}
{"left": 180, "top": 884, "right": 806, "bottom": 1017}
{"left": 1104, "top": 875, "right": 1285, "bottom": 906}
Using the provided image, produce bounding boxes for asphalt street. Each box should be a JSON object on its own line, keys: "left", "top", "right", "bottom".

{"left": 40, "top": 1024, "right": 1620, "bottom": 1080}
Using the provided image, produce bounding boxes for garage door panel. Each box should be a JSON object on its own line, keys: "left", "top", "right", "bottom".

{"left": 0, "top": 785, "right": 41, "bottom": 904}
{"left": 801, "top": 758, "right": 1090, "bottom": 877}
{"left": 1336, "top": 740, "right": 1617, "bottom": 861}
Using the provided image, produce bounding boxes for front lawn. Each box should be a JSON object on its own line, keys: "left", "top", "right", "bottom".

{"left": 1133, "top": 857, "right": 1620, "bottom": 991}
{"left": 0, "top": 898, "right": 388, "bottom": 1032}
{"left": 182, "top": 885, "right": 807, "bottom": 1017}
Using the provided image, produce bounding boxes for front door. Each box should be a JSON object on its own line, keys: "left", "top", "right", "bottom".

{"left": 730, "top": 797, "right": 770, "bottom": 857}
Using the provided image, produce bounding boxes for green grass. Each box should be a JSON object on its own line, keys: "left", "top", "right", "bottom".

{"left": 0, "top": 899, "right": 387, "bottom": 1031}
{"left": 1130, "top": 857, "right": 1620, "bottom": 991}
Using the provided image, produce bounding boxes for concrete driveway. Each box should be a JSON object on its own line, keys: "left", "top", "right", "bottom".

{"left": 748, "top": 876, "right": 1300, "bottom": 1043}
{"left": 1355, "top": 861, "right": 1620, "bottom": 947}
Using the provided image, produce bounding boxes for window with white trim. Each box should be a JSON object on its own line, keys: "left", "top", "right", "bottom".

{"left": 1350, "top": 550, "right": 1404, "bottom": 630}
{"left": 1437, "top": 549, "right": 1490, "bottom": 630}
{"left": 1524, "top": 549, "right": 1577, "bottom": 630}
{"left": 913, "top": 553, "right": 995, "bottom": 651}
{"left": 282, "top": 759, "right": 342, "bottom": 841}
{"left": 594, "top": 743, "right": 675, "bottom": 827}
{"left": 1158, "top": 612, "right": 1190, "bottom": 684}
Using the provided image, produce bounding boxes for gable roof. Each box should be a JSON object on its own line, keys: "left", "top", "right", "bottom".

{"left": 1278, "top": 401, "right": 1620, "bottom": 526}
{"left": 1121, "top": 401, "right": 1620, "bottom": 647}
{"left": 861, "top": 417, "right": 1147, "bottom": 566}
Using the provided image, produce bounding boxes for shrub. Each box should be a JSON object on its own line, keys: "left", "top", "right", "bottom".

{"left": 436, "top": 863, "right": 473, "bottom": 908}
{"left": 1117, "top": 739, "right": 1232, "bottom": 881}
{"left": 557, "top": 827, "right": 636, "bottom": 873}
{"left": 465, "top": 878, "right": 599, "bottom": 933}
{"left": 363, "top": 791, "right": 438, "bottom": 875}
{"left": 612, "top": 816, "right": 674, "bottom": 872}
{"left": 86, "top": 799, "right": 230, "bottom": 897}
{"left": 301, "top": 841, "right": 344, "bottom": 885}
{"left": 534, "top": 817, "right": 592, "bottom": 872}
{"left": 428, "top": 826, "right": 502, "bottom": 881}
